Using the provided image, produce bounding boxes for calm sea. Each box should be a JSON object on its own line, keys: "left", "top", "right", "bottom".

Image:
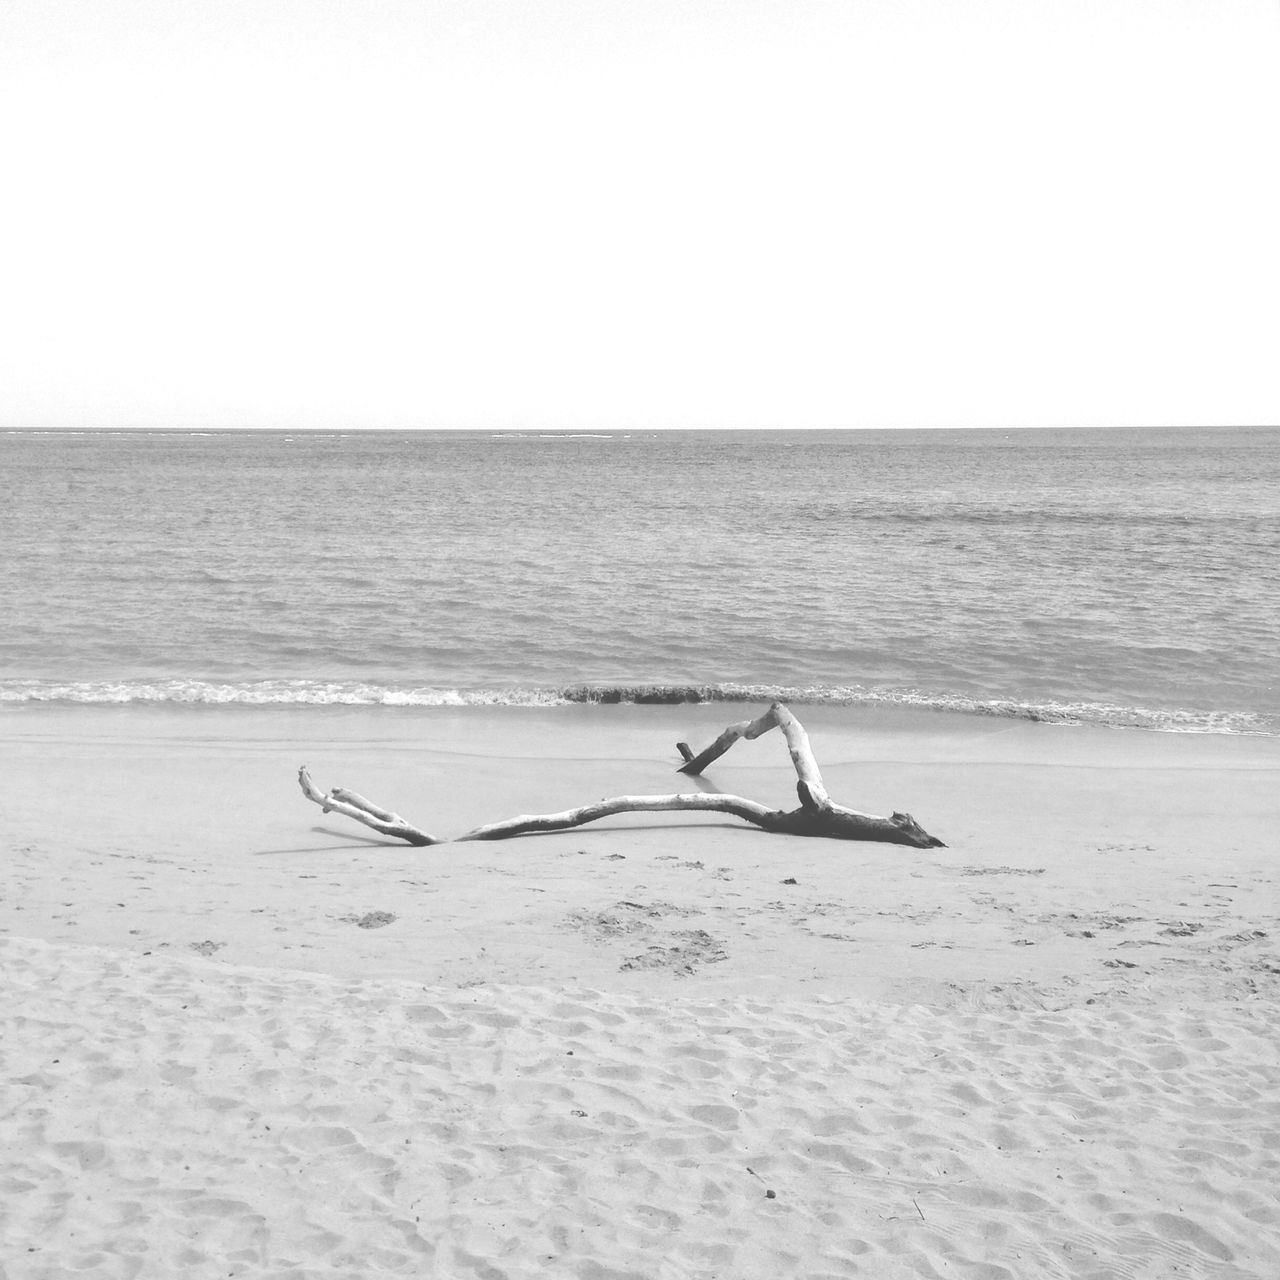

{"left": 1, "top": 427, "right": 1277, "bottom": 733}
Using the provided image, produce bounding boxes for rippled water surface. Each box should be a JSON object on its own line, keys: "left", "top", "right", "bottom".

{"left": 2, "top": 427, "right": 1277, "bottom": 730}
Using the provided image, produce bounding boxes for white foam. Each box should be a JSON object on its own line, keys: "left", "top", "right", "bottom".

{"left": 0, "top": 678, "right": 1271, "bottom": 734}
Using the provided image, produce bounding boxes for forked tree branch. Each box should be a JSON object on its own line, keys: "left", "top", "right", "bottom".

{"left": 298, "top": 703, "right": 945, "bottom": 849}
{"left": 298, "top": 766, "right": 441, "bottom": 845}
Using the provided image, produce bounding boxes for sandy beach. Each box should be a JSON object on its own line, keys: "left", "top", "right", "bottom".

{"left": 3, "top": 703, "right": 1279, "bottom": 1277}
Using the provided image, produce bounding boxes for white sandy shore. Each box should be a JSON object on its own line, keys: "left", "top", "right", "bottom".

{"left": 2, "top": 704, "right": 1279, "bottom": 1277}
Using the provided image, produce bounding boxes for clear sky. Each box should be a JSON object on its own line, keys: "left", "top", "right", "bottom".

{"left": 2, "top": 1, "right": 1277, "bottom": 430}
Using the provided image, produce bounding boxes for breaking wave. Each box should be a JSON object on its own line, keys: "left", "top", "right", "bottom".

{"left": 1, "top": 679, "right": 1271, "bottom": 735}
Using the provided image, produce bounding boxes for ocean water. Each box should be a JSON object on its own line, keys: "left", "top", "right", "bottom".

{"left": 1, "top": 426, "right": 1277, "bottom": 733}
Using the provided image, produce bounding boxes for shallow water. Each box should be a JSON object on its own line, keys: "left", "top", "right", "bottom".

{"left": 2, "top": 426, "right": 1277, "bottom": 731}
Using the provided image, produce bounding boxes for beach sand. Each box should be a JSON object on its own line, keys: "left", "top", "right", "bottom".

{"left": 2, "top": 704, "right": 1278, "bottom": 1277}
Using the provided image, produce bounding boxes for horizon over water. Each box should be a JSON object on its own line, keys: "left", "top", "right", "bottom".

{"left": 2, "top": 426, "right": 1277, "bottom": 734}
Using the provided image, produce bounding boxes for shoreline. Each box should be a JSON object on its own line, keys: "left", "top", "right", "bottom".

{"left": 5, "top": 681, "right": 1275, "bottom": 738}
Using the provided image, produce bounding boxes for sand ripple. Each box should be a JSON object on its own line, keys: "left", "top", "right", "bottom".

{"left": 3, "top": 936, "right": 1277, "bottom": 1278}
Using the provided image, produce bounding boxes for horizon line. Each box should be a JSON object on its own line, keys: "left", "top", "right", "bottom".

{"left": 5, "top": 422, "right": 1277, "bottom": 435}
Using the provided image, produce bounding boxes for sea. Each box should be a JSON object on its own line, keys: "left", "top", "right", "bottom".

{"left": 1, "top": 426, "right": 1277, "bottom": 734}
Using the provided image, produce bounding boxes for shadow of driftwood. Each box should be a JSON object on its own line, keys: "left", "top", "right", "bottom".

{"left": 254, "top": 827, "right": 406, "bottom": 854}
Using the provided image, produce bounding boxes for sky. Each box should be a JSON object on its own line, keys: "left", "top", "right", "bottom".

{"left": 2, "top": 0, "right": 1277, "bottom": 431}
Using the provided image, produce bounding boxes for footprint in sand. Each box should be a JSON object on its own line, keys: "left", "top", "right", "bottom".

{"left": 1151, "top": 1211, "right": 1234, "bottom": 1262}
{"left": 342, "top": 911, "right": 397, "bottom": 929}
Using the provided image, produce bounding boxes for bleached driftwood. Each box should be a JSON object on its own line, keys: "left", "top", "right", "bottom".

{"left": 297, "top": 767, "right": 441, "bottom": 846}
{"left": 298, "top": 702, "right": 944, "bottom": 849}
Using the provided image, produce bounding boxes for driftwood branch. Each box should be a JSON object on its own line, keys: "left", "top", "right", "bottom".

{"left": 456, "top": 793, "right": 786, "bottom": 841}
{"left": 298, "top": 766, "right": 442, "bottom": 845}
{"left": 297, "top": 703, "right": 945, "bottom": 849}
